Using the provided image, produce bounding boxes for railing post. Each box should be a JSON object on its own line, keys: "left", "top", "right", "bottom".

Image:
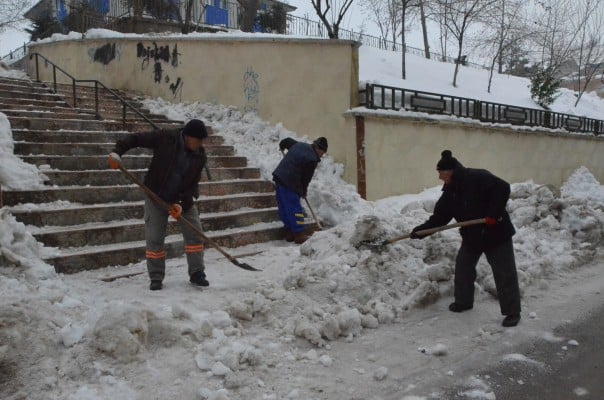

{"left": 122, "top": 104, "right": 127, "bottom": 129}
{"left": 95, "top": 81, "right": 100, "bottom": 118}
{"left": 35, "top": 54, "right": 40, "bottom": 82}
{"left": 52, "top": 66, "right": 57, "bottom": 92}
{"left": 72, "top": 79, "right": 77, "bottom": 108}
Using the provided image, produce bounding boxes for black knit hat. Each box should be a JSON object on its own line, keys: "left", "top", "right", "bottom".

{"left": 313, "top": 137, "right": 328, "bottom": 151}
{"left": 182, "top": 119, "right": 208, "bottom": 139}
{"left": 436, "top": 150, "right": 462, "bottom": 170}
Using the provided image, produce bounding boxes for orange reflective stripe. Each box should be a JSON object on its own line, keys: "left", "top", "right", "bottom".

{"left": 146, "top": 249, "right": 166, "bottom": 259}
{"left": 184, "top": 244, "right": 204, "bottom": 253}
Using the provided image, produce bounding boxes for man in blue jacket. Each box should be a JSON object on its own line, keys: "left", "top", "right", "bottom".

{"left": 273, "top": 137, "right": 328, "bottom": 244}
{"left": 411, "top": 150, "right": 521, "bottom": 327}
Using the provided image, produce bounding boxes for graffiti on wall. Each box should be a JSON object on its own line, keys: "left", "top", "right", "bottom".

{"left": 136, "top": 42, "right": 183, "bottom": 101}
{"left": 243, "top": 67, "right": 260, "bottom": 113}
{"left": 88, "top": 43, "right": 122, "bottom": 65}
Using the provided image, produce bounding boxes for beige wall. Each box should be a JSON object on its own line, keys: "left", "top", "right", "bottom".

{"left": 27, "top": 37, "right": 604, "bottom": 201}
{"left": 27, "top": 36, "right": 359, "bottom": 177}
{"left": 347, "top": 111, "right": 604, "bottom": 200}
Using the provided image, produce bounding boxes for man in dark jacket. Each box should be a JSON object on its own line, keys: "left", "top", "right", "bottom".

{"left": 107, "top": 119, "right": 209, "bottom": 291}
{"left": 411, "top": 150, "right": 521, "bottom": 327}
{"left": 273, "top": 136, "right": 328, "bottom": 244}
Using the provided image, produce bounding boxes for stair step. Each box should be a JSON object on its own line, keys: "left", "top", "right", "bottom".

{"left": 31, "top": 208, "right": 279, "bottom": 247}
{"left": 6, "top": 193, "right": 277, "bottom": 225}
{"left": 21, "top": 154, "right": 249, "bottom": 170}
{"left": 41, "top": 167, "right": 261, "bottom": 185}
{"left": 3, "top": 180, "right": 274, "bottom": 206}
{"left": 13, "top": 142, "right": 235, "bottom": 157}
{"left": 44, "top": 222, "right": 284, "bottom": 273}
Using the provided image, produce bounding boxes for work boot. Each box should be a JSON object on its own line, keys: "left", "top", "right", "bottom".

{"left": 150, "top": 280, "right": 163, "bottom": 291}
{"left": 294, "top": 231, "right": 310, "bottom": 244}
{"left": 448, "top": 302, "right": 473, "bottom": 312}
{"left": 190, "top": 271, "right": 210, "bottom": 287}
{"left": 502, "top": 313, "right": 521, "bottom": 327}
{"left": 284, "top": 230, "right": 295, "bottom": 242}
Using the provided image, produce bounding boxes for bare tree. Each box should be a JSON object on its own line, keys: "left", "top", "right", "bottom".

{"left": 432, "top": 0, "right": 499, "bottom": 87}
{"left": 359, "top": 0, "right": 402, "bottom": 50}
{"left": 399, "top": 0, "right": 420, "bottom": 79}
{"left": 569, "top": 0, "right": 604, "bottom": 106}
{"left": 475, "top": 0, "right": 528, "bottom": 92}
{"left": 0, "top": 0, "right": 30, "bottom": 31}
{"left": 311, "top": 0, "right": 355, "bottom": 39}
{"left": 418, "top": 0, "right": 430, "bottom": 58}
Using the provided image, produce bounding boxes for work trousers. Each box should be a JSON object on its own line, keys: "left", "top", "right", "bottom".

{"left": 274, "top": 183, "right": 306, "bottom": 234}
{"left": 454, "top": 238, "right": 521, "bottom": 316}
{"left": 144, "top": 196, "right": 205, "bottom": 282}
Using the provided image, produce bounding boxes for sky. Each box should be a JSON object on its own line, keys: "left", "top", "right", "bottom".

{"left": 1, "top": 30, "right": 604, "bottom": 400}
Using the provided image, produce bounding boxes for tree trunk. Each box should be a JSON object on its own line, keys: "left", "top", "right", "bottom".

{"left": 419, "top": 0, "right": 430, "bottom": 59}
{"left": 239, "top": 0, "right": 260, "bottom": 32}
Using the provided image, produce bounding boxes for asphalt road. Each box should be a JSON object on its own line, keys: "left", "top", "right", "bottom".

{"left": 442, "top": 302, "right": 604, "bottom": 400}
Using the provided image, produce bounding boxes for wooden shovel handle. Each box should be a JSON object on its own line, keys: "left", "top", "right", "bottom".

{"left": 386, "top": 218, "right": 487, "bottom": 245}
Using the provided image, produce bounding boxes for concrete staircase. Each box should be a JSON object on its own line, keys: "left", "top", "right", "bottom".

{"left": 0, "top": 76, "right": 283, "bottom": 273}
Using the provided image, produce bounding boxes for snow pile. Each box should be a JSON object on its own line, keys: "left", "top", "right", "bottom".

{"left": 143, "top": 99, "right": 372, "bottom": 227}
{"left": 0, "top": 111, "right": 47, "bottom": 189}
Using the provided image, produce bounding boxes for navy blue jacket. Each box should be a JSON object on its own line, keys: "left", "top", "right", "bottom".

{"left": 415, "top": 166, "right": 516, "bottom": 249}
{"left": 272, "top": 138, "right": 321, "bottom": 196}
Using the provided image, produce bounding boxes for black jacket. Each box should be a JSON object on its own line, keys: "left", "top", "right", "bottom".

{"left": 415, "top": 166, "right": 516, "bottom": 249}
{"left": 113, "top": 129, "right": 207, "bottom": 210}
{"left": 272, "top": 138, "right": 321, "bottom": 196}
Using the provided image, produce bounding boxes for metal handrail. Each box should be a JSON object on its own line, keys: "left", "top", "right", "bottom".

{"left": 360, "top": 83, "right": 604, "bottom": 136}
{"left": 29, "top": 52, "right": 159, "bottom": 130}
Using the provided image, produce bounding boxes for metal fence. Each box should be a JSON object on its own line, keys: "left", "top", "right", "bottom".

{"left": 1, "top": 43, "right": 29, "bottom": 65}
{"left": 360, "top": 83, "right": 604, "bottom": 136}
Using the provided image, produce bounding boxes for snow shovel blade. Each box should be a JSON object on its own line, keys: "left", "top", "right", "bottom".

{"left": 232, "top": 259, "right": 261, "bottom": 271}
{"left": 356, "top": 238, "right": 389, "bottom": 250}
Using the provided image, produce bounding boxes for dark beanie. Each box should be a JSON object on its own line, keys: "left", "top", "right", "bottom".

{"left": 436, "top": 150, "right": 462, "bottom": 170}
{"left": 313, "top": 137, "right": 328, "bottom": 151}
{"left": 182, "top": 119, "right": 208, "bottom": 139}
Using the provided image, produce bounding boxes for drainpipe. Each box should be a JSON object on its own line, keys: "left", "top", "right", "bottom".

{"left": 355, "top": 115, "right": 366, "bottom": 200}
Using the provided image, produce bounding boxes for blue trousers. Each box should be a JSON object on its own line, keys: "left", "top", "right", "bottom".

{"left": 274, "top": 183, "right": 306, "bottom": 233}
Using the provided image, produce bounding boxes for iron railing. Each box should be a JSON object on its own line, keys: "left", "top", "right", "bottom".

{"left": 360, "top": 83, "right": 604, "bottom": 136}
{"left": 29, "top": 52, "right": 160, "bottom": 130}
{"left": 1, "top": 43, "right": 29, "bottom": 65}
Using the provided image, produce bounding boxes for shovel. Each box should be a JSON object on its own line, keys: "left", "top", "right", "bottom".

{"left": 118, "top": 164, "right": 260, "bottom": 272}
{"left": 304, "top": 197, "right": 323, "bottom": 230}
{"left": 357, "top": 218, "right": 487, "bottom": 250}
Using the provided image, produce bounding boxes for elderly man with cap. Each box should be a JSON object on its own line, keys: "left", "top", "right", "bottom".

{"left": 410, "top": 150, "right": 521, "bottom": 327}
{"left": 107, "top": 119, "right": 210, "bottom": 291}
{"left": 273, "top": 136, "right": 328, "bottom": 244}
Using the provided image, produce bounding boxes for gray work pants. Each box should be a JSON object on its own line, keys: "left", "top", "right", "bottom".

{"left": 144, "top": 196, "right": 205, "bottom": 282}
{"left": 454, "top": 238, "right": 521, "bottom": 316}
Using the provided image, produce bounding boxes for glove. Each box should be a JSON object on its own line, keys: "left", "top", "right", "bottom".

{"left": 168, "top": 204, "right": 182, "bottom": 220}
{"left": 410, "top": 226, "right": 425, "bottom": 239}
{"left": 485, "top": 217, "right": 498, "bottom": 226}
{"left": 107, "top": 152, "right": 121, "bottom": 169}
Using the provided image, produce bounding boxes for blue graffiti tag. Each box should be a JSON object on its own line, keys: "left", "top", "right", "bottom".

{"left": 243, "top": 67, "right": 260, "bottom": 113}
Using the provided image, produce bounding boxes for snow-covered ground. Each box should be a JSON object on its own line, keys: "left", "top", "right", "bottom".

{"left": 1, "top": 35, "right": 604, "bottom": 400}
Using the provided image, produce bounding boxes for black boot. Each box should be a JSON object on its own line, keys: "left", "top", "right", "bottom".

{"left": 190, "top": 271, "right": 209, "bottom": 287}
{"left": 502, "top": 313, "right": 521, "bottom": 327}
{"left": 449, "top": 302, "right": 473, "bottom": 312}
{"left": 150, "top": 280, "right": 163, "bottom": 291}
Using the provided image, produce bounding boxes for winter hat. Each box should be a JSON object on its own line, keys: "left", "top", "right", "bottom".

{"left": 182, "top": 119, "right": 208, "bottom": 139}
{"left": 313, "top": 137, "right": 328, "bottom": 151}
{"left": 436, "top": 150, "right": 462, "bottom": 170}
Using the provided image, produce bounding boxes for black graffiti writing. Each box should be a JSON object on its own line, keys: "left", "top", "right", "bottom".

{"left": 153, "top": 62, "right": 163, "bottom": 83}
{"left": 93, "top": 43, "right": 116, "bottom": 65}
{"left": 169, "top": 77, "right": 183, "bottom": 100}
{"left": 137, "top": 42, "right": 180, "bottom": 70}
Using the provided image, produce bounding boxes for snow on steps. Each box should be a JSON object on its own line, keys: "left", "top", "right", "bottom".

{"left": 0, "top": 75, "right": 284, "bottom": 273}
